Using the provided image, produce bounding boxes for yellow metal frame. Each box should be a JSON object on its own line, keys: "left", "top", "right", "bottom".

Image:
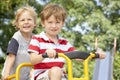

{"left": 7, "top": 63, "right": 33, "bottom": 80}
{"left": 59, "top": 53, "right": 95, "bottom": 80}
{"left": 7, "top": 53, "right": 95, "bottom": 80}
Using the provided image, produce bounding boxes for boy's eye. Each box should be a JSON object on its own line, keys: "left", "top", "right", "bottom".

{"left": 28, "top": 18, "right": 32, "bottom": 20}
{"left": 48, "top": 21, "right": 52, "bottom": 23}
{"left": 56, "top": 22, "right": 60, "bottom": 23}
{"left": 48, "top": 21, "right": 60, "bottom": 23}
{"left": 20, "top": 19, "right": 25, "bottom": 21}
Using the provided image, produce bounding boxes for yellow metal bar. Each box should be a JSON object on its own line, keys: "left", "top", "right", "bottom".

{"left": 6, "top": 63, "right": 33, "bottom": 80}
{"left": 58, "top": 53, "right": 73, "bottom": 80}
{"left": 16, "top": 63, "right": 33, "bottom": 80}
{"left": 6, "top": 74, "right": 16, "bottom": 80}
{"left": 73, "top": 53, "right": 95, "bottom": 80}
{"left": 6, "top": 53, "right": 95, "bottom": 80}
{"left": 73, "top": 78, "right": 87, "bottom": 80}
{"left": 84, "top": 58, "right": 89, "bottom": 80}
{"left": 59, "top": 53, "right": 95, "bottom": 80}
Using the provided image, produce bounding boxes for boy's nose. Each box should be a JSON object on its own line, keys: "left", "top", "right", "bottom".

{"left": 52, "top": 23, "right": 56, "bottom": 27}
{"left": 25, "top": 20, "right": 29, "bottom": 23}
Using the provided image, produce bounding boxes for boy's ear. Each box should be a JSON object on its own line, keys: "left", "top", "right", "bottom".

{"left": 41, "top": 21, "right": 45, "bottom": 27}
{"left": 62, "top": 21, "right": 65, "bottom": 26}
{"left": 34, "top": 24, "right": 36, "bottom": 28}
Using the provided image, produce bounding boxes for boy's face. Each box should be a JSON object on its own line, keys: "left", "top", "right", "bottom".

{"left": 17, "top": 11, "right": 36, "bottom": 33}
{"left": 42, "top": 15, "right": 64, "bottom": 37}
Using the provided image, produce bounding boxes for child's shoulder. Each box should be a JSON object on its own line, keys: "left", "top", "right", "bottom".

{"left": 12, "top": 31, "right": 21, "bottom": 39}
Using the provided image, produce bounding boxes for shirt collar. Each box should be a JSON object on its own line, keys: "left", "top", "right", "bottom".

{"left": 39, "top": 31, "right": 66, "bottom": 44}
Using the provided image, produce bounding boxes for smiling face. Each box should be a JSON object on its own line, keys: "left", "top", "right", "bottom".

{"left": 17, "top": 11, "right": 36, "bottom": 33}
{"left": 42, "top": 15, "right": 64, "bottom": 37}
{"left": 40, "top": 4, "right": 67, "bottom": 37}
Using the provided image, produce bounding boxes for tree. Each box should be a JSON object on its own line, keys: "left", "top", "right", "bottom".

{"left": 0, "top": 0, "right": 120, "bottom": 79}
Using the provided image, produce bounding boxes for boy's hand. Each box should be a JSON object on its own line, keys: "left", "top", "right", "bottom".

{"left": 45, "top": 49, "right": 57, "bottom": 58}
{"left": 96, "top": 48, "right": 106, "bottom": 59}
{"left": 2, "top": 74, "right": 9, "bottom": 80}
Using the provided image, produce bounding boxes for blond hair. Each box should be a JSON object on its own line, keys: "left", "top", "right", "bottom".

{"left": 13, "top": 5, "right": 37, "bottom": 29}
{"left": 40, "top": 4, "right": 67, "bottom": 23}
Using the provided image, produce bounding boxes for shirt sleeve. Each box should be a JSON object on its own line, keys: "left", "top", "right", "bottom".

{"left": 28, "top": 35, "right": 40, "bottom": 54}
{"left": 7, "top": 38, "right": 19, "bottom": 55}
{"left": 67, "top": 42, "right": 76, "bottom": 52}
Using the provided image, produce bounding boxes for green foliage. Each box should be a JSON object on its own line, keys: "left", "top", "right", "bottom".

{"left": 113, "top": 52, "right": 120, "bottom": 80}
{"left": 0, "top": 63, "right": 4, "bottom": 78}
{"left": 0, "top": 56, "right": 5, "bottom": 78}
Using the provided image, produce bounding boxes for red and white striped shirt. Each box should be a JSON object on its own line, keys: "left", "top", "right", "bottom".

{"left": 28, "top": 31, "right": 75, "bottom": 76}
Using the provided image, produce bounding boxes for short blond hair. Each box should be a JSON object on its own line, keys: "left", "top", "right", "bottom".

{"left": 40, "top": 4, "right": 67, "bottom": 23}
{"left": 13, "top": 5, "right": 37, "bottom": 29}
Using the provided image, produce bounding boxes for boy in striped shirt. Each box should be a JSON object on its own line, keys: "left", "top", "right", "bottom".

{"left": 28, "top": 4, "right": 105, "bottom": 80}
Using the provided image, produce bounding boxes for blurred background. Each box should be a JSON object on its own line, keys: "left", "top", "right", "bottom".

{"left": 0, "top": 0, "right": 120, "bottom": 79}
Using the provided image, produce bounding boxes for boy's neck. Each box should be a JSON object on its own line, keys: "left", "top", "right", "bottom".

{"left": 21, "top": 31, "right": 32, "bottom": 42}
{"left": 45, "top": 33, "right": 58, "bottom": 44}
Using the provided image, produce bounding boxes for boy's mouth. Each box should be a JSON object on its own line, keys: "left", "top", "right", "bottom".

{"left": 23, "top": 25, "right": 31, "bottom": 28}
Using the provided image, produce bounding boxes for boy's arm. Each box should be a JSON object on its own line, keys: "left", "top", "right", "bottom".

{"left": 2, "top": 53, "right": 15, "bottom": 80}
{"left": 29, "top": 52, "right": 44, "bottom": 65}
{"left": 29, "top": 49, "right": 57, "bottom": 65}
